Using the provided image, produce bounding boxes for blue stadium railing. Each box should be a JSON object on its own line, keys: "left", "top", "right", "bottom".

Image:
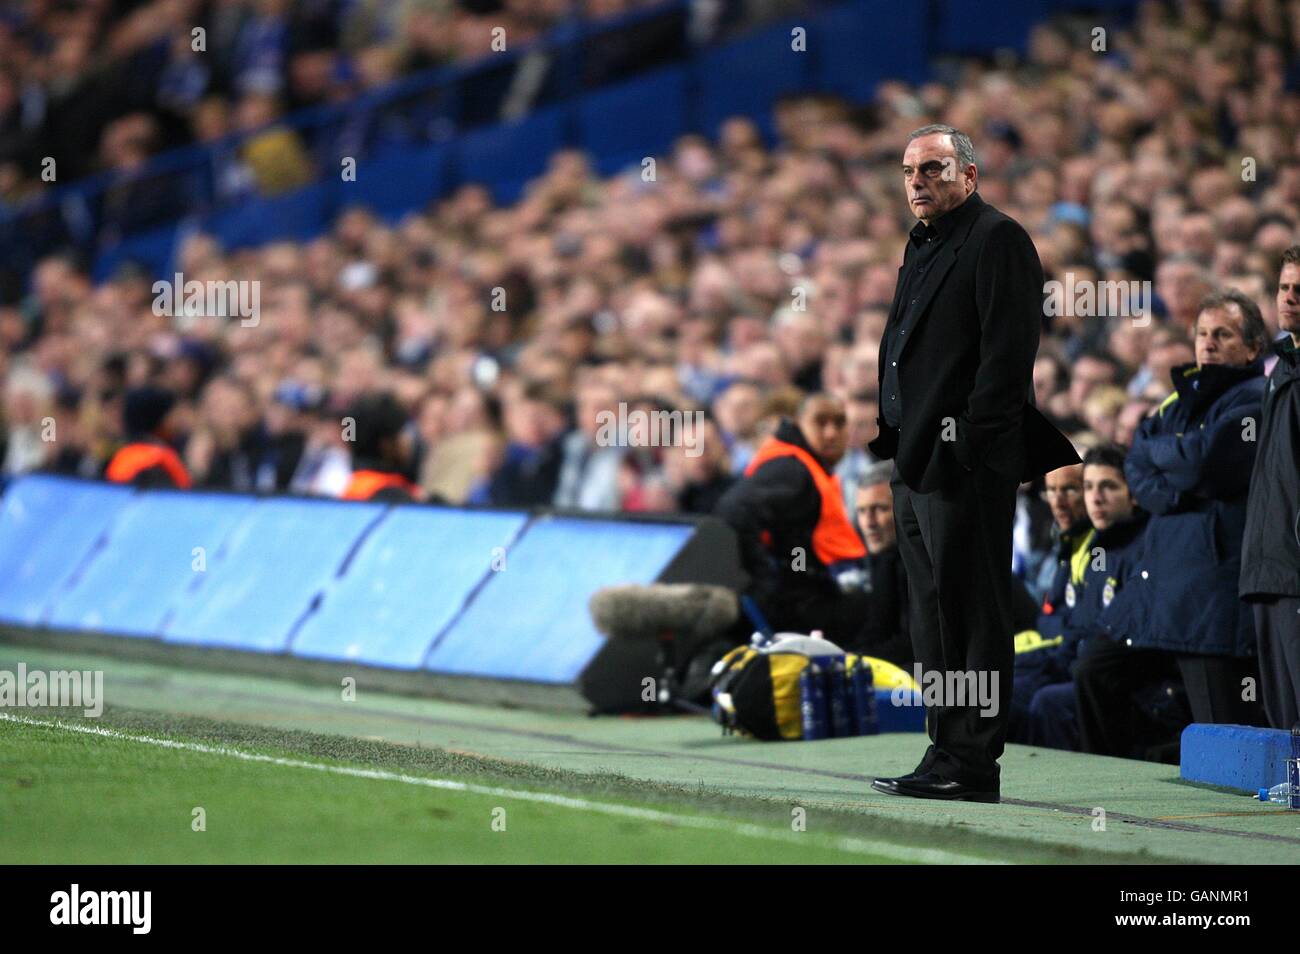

{"left": 0, "top": 473, "right": 690, "bottom": 684}
{"left": 0, "top": 471, "right": 928, "bottom": 725}
{"left": 0, "top": 0, "right": 1138, "bottom": 288}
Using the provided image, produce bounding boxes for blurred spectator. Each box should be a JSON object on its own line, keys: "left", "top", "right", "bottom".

{"left": 712, "top": 379, "right": 764, "bottom": 475}
{"left": 482, "top": 380, "right": 567, "bottom": 506}
{"left": 850, "top": 461, "right": 912, "bottom": 667}
{"left": 834, "top": 389, "right": 880, "bottom": 511}
{"left": 2, "top": 365, "right": 54, "bottom": 476}
{"left": 340, "top": 391, "right": 422, "bottom": 501}
{"left": 105, "top": 386, "right": 192, "bottom": 488}
{"left": 661, "top": 414, "right": 735, "bottom": 514}
{"left": 553, "top": 378, "right": 625, "bottom": 511}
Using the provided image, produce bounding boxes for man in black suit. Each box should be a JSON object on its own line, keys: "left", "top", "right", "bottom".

{"left": 867, "top": 125, "right": 1079, "bottom": 803}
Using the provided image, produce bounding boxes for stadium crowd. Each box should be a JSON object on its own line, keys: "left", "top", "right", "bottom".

{"left": 0, "top": 0, "right": 752, "bottom": 208}
{"left": 1, "top": 0, "right": 1299, "bottom": 753}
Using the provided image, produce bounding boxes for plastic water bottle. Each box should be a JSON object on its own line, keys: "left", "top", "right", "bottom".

{"left": 849, "top": 656, "right": 879, "bottom": 736}
{"left": 1257, "top": 783, "right": 1295, "bottom": 805}
{"left": 827, "top": 655, "right": 853, "bottom": 738}
{"left": 799, "top": 660, "right": 828, "bottom": 740}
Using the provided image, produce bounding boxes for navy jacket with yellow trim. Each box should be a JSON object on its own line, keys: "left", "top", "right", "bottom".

{"left": 1112, "top": 360, "right": 1265, "bottom": 657}
{"left": 1021, "top": 510, "right": 1149, "bottom": 681}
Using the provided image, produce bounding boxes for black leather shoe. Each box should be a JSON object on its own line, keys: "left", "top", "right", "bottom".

{"left": 868, "top": 761, "right": 934, "bottom": 794}
{"left": 872, "top": 772, "right": 999, "bottom": 803}
{"left": 869, "top": 775, "right": 905, "bottom": 795}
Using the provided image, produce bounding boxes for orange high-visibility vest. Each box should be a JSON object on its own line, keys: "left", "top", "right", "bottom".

{"left": 744, "top": 437, "right": 866, "bottom": 565}
{"left": 105, "top": 442, "right": 192, "bottom": 488}
{"left": 341, "top": 469, "right": 419, "bottom": 501}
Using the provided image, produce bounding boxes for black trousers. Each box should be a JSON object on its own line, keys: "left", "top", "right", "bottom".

{"left": 890, "top": 464, "right": 1019, "bottom": 787}
{"left": 1074, "top": 636, "right": 1180, "bottom": 758}
{"left": 1076, "top": 637, "right": 1261, "bottom": 757}
{"left": 1175, "top": 654, "right": 1265, "bottom": 727}
{"left": 1254, "top": 596, "right": 1300, "bottom": 730}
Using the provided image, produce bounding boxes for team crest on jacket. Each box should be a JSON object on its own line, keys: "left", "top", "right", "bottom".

{"left": 1102, "top": 577, "right": 1117, "bottom": 607}
{"left": 1065, "top": 582, "right": 1077, "bottom": 609}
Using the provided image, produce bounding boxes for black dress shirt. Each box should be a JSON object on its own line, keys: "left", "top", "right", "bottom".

{"left": 881, "top": 193, "right": 985, "bottom": 428}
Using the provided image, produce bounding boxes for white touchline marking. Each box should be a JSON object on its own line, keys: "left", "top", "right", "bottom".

{"left": 0, "top": 712, "right": 1002, "bottom": 864}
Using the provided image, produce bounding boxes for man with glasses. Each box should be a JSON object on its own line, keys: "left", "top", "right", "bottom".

{"left": 1007, "top": 462, "right": 1090, "bottom": 742}
{"left": 1030, "top": 463, "right": 1091, "bottom": 625}
{"left": 868, "top": 125, "right": 1079, "bottom": 803}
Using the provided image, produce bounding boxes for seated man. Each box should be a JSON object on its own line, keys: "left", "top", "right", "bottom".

{"left": 714, "top": 392, "right": 868, "bottom": 647}
{"left": 1014, "top": 444, "right": 1150, "bottom": 751}
{"left": 1031, "top": 462, "right": 1092, "bottom": 641}
{"left": 850, "top": 462, "right": 914, "bottom": 668}
{"left": 1080, "top": 289, "right": 1270, "bottom": 756}
{"left": 1006, "top": 462, "right": 1090, "bottom": 741}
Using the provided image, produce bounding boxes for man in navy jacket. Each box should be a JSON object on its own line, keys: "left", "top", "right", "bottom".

{"left": 1015, "top": 444, "right": 1150, "bottom": 751}
{"left": 1078, "top": 290, "right": 1269, "bottom": 753}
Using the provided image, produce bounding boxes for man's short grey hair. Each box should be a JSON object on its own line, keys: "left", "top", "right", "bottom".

{"left": 860, "top": 461, "right": 895, "bottom": 490}
{"left": 1198, "top": 288, "right": 1270, "bottom": 353}
{"left": 907, "top": 124, "right": 977, "bottom": 169}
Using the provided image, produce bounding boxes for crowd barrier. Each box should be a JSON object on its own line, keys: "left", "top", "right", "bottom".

{"left": 0, "top": 474, "right": 745, "bottom": 711}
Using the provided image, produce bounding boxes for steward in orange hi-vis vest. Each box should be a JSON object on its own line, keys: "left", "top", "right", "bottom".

{"left": 106, "top": 441, "right": 192, "bottom": 489}
{"left": 341, "top": 469, "right": 420, "bottom": 502}
{"left": 744, "top": 436, "right": 866, "bottom": 566}
{"left": 714, "top": 401, "right": 872, "bottom": 650}
{"left": 341, "top": 392, "right": 422, "bottom": 503}
{"left": 105, "top": 386, "right": 192, "bottom": 489}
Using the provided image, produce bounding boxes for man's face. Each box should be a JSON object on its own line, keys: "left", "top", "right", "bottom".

{"left": 856, "top": 482, "right": 896, "bottom": 554}
{"left": 1277, "top": 262, "right": 1300, "bottom": 338}
{"left": 1115, "top": 400, "right": 1151, "bottom": 447}
{"left": 1033, "top": 356, "right": 1061, "bottom": 406}
{"left": 798, "top": 397, "right": 848, "bottom": 467}
{"left": 1156, "top": 262, "right": 1211, "bottom": 322}
{"left": 901, "top": 133, "right": 975, "bottom": 224}
{"left": 1068, "top": 357, "right": 1115, "bottom": 411}
{"left": 844, "top": 398, "right": 878, "bottom": 449}
{"left": 578, "top": 385, "right": 618, "bottom": 439}
{"left": 1195, "top": 304, "right": 1259, "bottom": 367}
{"left": 1149, "top": 341, "right": 1195, "bottom": 391}
{"left": 1043, "top": 463, "right": 1086, "bottom": 530}
{"left": 1083, "top": 463, "right": 1134, "bottom": 531}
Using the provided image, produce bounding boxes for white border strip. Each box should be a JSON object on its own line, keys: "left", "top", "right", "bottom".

{"left": 1, "top": 712, "right": 1001, "bottom": 864}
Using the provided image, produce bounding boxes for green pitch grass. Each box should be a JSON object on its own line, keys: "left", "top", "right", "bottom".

{"left": 2, "top": 644, "right": 1297, "bottom": 864}
{"left": 1, "top": 710, "right": 906, "bottom": 864}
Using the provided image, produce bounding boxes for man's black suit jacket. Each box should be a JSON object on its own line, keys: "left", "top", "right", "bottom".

{"left": 868, "top": 192, "right": 1079, "bottom": 493}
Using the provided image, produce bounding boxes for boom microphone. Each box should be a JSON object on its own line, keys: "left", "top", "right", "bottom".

{"left": 589, "top": 583, "right": 739, "bottom": 644}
